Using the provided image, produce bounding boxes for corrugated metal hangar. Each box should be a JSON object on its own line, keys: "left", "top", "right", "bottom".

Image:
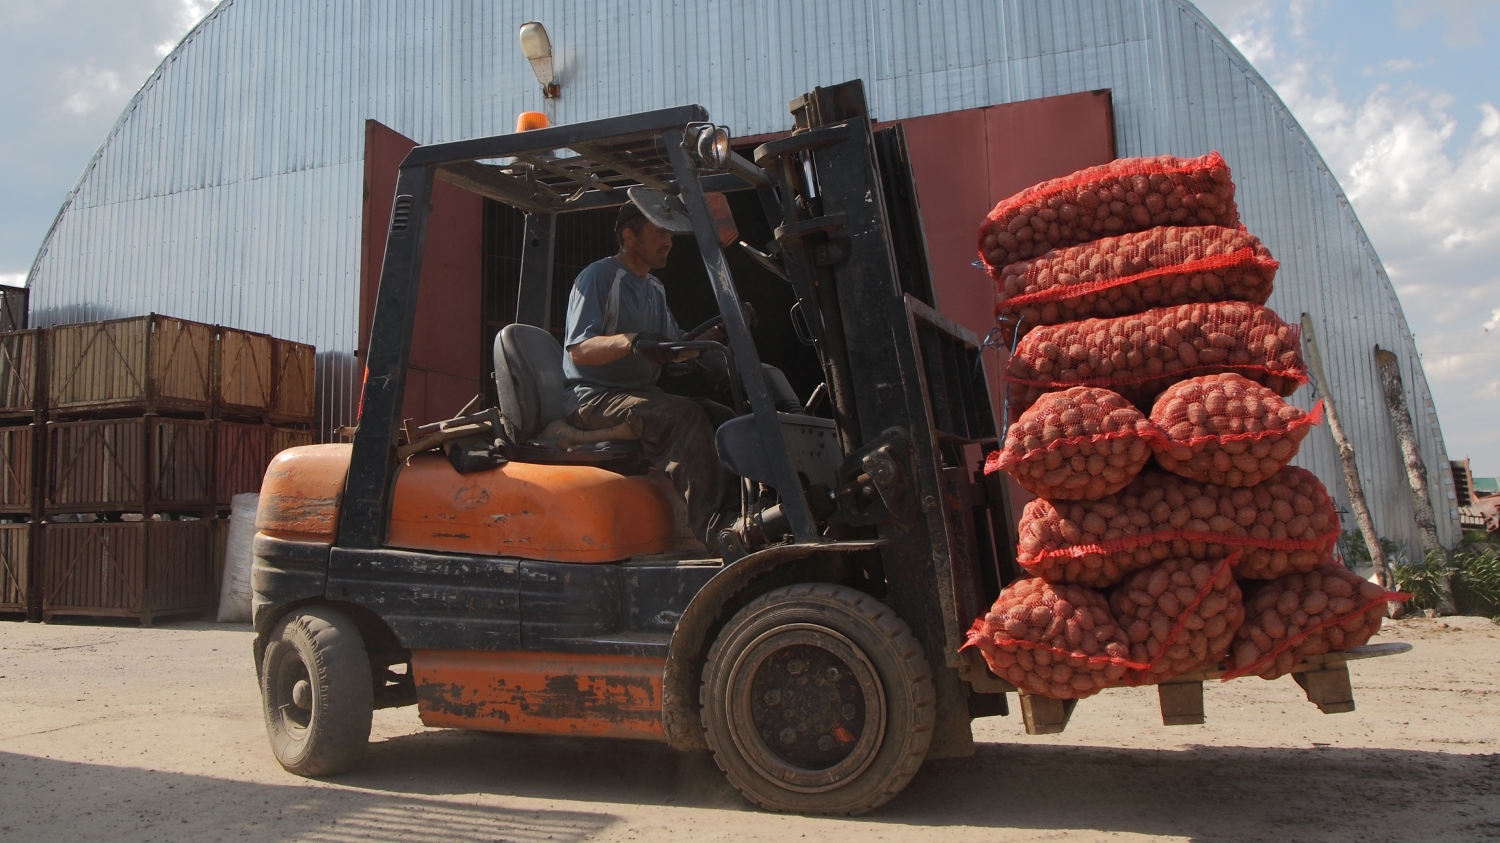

{"left": 22, "top": 0, "right": 1461, "bottom": 553}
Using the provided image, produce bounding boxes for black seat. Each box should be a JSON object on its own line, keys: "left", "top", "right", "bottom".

{"left": 492, "top": 324, "right": 647, "bottom": 472}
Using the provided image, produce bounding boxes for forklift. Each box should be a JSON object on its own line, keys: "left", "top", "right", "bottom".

{"left": 251, "top": 79, "right": 1016, "bottom": 815}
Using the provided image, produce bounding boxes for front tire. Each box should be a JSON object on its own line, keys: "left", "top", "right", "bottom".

{"left": 701, "top": 584, "right": 935, "bottom": 815}
{"left": 260, "top": 606, "right": 373, "bottom": 776}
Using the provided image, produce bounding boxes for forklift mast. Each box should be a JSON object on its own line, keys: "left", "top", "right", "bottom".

{"left": 756, "top": 80, "right": 1017, "bottom": 755}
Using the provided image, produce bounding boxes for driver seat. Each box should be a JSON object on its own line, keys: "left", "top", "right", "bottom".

{"left": 492, "top": 324, "right": 647, "bottom": 471}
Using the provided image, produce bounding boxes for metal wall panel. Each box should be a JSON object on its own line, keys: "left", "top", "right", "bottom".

{"left": 24, "top": 0, "right": 1458, "bottom": 551}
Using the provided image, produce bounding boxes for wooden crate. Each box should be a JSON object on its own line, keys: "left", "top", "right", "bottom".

{"left": 271, "top": 425, "right": 316, "bottom": 456}
{"left": 42, "top": 520, "right": 209, "bottom": 624}
{"left": 0, "top": 424, "right": 38, "bottom": 514}
{"left": 218, "top": 328, "right": 274, "bottom": 419}
{"left": 270, "top": 339, "right": 316, "bottom": 424}
{"left": 0, "top": 523, "right": 32, "bottom": 614}
{"left": 47, "top": 315, "right": 214, "bottom": 417}
{"left": 46, "top": 417, "right": 213, "bottom": 513}
{"left": 215, "top": 421, "right": 272, "bottom": 505}
{"left": 0, "top": 285, "right": 27, "bottom": 333}
{"left": 0, "top": 330, "right": 44, "bottom": 419}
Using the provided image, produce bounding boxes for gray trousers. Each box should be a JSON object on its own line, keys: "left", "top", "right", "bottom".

{"left": 570, "top": 390, "right": 736, "bottom": 541}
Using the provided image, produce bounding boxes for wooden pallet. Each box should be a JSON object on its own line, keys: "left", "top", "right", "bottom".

{"left": 965, "top": 643, "right": 1412, "bottom": 735}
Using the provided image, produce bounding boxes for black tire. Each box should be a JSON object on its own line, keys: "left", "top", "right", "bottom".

{"left": 260, "top": 606, "right": 373, "bottom": 777}
{"left": 701, "top": 583, "right": 935, "bottom": 815}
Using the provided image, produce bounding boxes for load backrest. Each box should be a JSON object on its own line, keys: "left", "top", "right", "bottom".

{"left": 493, "top": 324, "right": 572, "bottom": 443}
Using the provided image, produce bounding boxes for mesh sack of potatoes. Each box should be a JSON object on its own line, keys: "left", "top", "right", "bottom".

{"left": 1109, "top": 555, "right": 1245, "bottom": 685}
{"left": 1005, "top": 301, "right": 1307, "bottom": 419}
{"left": 994, "top": 226, "right": 1278, "bottom": 345}
{"left": 1224, "top": 566, "right": 1405, "bottom": 680}
{"left": 964, "top": 577, "right": 1142, "bottom": 699}
{"left": 978, "top": 152, "right": 1239, "bottom": 272}
{"left": 1149, "top": 374, "right": 1322, "bottom": 487}
{"left": 983, "top": 386, "right": 1162, "bottom": 500}
{"left": 1015, "top": 467, "right": 1341, "bottom": 587}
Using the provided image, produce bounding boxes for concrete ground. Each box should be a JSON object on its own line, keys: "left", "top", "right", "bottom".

{"left": 0, "top": 614, "right": 1496, "bottom": 843}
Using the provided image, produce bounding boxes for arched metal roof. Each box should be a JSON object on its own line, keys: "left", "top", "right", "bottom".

{"left": 25, "top": 0, "right": 1460, "bottom": 552}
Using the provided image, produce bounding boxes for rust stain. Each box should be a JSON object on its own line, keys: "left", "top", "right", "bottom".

{"left": 411, "top": 649, "right": 666, "bottom": 740}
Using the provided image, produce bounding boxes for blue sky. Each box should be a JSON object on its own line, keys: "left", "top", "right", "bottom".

{"left": 0, "top": 0, "right": 1497, "bottom": 474}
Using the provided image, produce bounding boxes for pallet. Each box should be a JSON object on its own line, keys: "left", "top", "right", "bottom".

{"left": 45, "top": 416, "right": 214, "bottom": 514}
{"left": 218, "top": 328, "right": 274, "bottom": 421}
{"left": 42, "top": 520, "right": 211, "bottom": 626}
{"left": 269, "top": 339, "right": 316, "bottom": 425}
{"left": 47, "top": 315, "right": 215, "bottom": 419}
{"left": 0, "top": 330, "right": 44, "bottom": 420}
{"left": 966, "top": 643, "right": 1412, "bottom": 735}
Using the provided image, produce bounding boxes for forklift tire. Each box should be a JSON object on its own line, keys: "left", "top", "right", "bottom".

{"left": 260, "top": 606, "right": 373, "bottom": 777}
{"left": 701, "top": 583, "right": 935, "bottom": 815}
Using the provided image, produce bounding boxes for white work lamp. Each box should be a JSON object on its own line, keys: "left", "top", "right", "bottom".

{"left": 518, "top": 21, "right": 560, "bottom": 98}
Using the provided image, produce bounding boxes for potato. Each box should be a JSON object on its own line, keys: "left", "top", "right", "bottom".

{"left": 988, "top": 386, "right": 1160, "bottom": 500}
{"left": 1227, "top": 566, "right": 1401, "bottom": 679}
{"left": 965, "top": 577, "right": 1138, "bottom": 699}
{"left": 1015, "top": 466, "right": 1341, "bottom": 586}
{"left": 1006, "top": 302, "right": 1307, "bottom": 419}
{"left": 1109, "top": 556, "right": 1245, "bottom": 684}
{"left": 995, "top": 226, "right": 1276, "bottom": 344}
{"left": 979, "top": 153, "right": 1239, "bottom": 272}
{"left": 1149, "top": 373, "right": 1321, "bottom": 487}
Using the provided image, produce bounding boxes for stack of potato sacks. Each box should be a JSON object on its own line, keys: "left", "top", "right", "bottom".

{"left": 964, "top": 153, "right": 1402, "bottom": 700}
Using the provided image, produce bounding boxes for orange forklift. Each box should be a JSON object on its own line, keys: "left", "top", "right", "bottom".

{"left": 252, "top": 80, "right": 1017, "bottom": 815}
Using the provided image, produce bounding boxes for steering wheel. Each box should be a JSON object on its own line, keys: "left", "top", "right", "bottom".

{"left": 681, "top": 314, "right": 724, "bottom": 342}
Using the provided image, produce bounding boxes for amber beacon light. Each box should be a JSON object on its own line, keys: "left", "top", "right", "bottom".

{"left": 519, "top": 21, "right": 560, "bottom": 98}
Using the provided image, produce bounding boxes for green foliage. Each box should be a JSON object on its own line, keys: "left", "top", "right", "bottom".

{"left": 1452, "top": 545, "right": 1500, "bottom": 618}
{"left": 1389, "top": 538, "right": 1500, "bottom": 618}
{"left": 1392, "top": 550, "right": 1453, "bottom": 613}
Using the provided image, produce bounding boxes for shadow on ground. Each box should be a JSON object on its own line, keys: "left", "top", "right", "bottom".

{"left": 341, "top": 729, "right": 1500, "bottom": 841}
{"left": 0, "top": 750, "right": 616, "bottom": 843}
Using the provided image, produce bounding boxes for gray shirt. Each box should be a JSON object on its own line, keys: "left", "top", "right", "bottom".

{"left": 562, "top": 256, "right": 683, "bottom": 404}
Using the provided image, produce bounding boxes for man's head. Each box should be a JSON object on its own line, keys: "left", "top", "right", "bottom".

{"left": 616, "top": 202, "right": 674, "bottom": 271}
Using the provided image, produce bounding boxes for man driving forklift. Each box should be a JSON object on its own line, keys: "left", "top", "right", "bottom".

{"left": 561, "top": 198, "right": 738, "bottom": 549}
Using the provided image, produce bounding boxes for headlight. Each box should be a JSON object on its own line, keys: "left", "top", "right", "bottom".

{"left": 686, "top": 123, "right": 731, "bottom": 170}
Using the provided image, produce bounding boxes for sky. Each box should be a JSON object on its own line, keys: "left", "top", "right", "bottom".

{"left": 0, "top": 0, "right": 1497, "bottom": 474}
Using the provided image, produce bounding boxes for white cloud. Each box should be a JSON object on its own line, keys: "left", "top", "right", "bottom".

{"left": 1216, "top": 3, "right": 1500, "bottom": 472}
{"left": 0, "top": 273, "right": 26, "bottom": 287}
{"left": 155, "top": 0, "right": 215, "bottom": 56}
{"left": 59, "top": 64, "right": 125, "bottom": 115}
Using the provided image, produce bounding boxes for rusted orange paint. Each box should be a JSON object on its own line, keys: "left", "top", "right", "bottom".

{"left": 387, "top": 454, "right": 697, "bottom": 562}
{"left": 411, "top": 649, "right": 667, "bottom": 740}
{"left": 255, "top": 443, "right": 351, "bottom": 541}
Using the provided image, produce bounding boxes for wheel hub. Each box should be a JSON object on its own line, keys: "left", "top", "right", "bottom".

{"left": 727, "top": 624, "right": 886, "bottom": 793}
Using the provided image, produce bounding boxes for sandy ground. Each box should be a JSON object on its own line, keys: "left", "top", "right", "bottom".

{"left": 0, "top": 614, "right": 1496, "bottom": 843}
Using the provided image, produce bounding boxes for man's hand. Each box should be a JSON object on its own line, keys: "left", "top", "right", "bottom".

{"left": 632, "top": 332, "right": 679, "bottom": 366}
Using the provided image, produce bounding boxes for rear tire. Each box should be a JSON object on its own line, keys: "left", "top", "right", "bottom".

{"left": 260, "top": 606, "right": 373, "bottom": 776}
{"left": 701, "top": 583, "right": 935, "bottom": 815}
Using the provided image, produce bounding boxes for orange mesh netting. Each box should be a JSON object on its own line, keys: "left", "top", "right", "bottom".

{"left": 963, "top": 577, "right": 1144, "bottom": 699}
{"left": 993, "top": 226, "right": 1277, "bottom": 345}
{"left": 1225, "top": 566, "right": 1406, "bottom": 680}
{"left": 1109, "top": 555, "right": 1245, "bottom": 685}
{"left": 985, "top": 386, "right": 1161, "bottom": 500}
{"left": 979, "top": 152, "right": 1239, "bottom": 272}
{"left": 1005, "top": 301, "right": 1307, "bottom": 418}
{"left": 1149, "top": 373, "right": 1323, "bottom": 487}
{"left": 1016, "top": 467, "right": 1341, "bottom": 587}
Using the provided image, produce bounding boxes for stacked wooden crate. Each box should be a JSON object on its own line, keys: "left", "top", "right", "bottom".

{"left": 0, "top": 311, "right": 321, "bottom": 625}
{"left": 42, "top": 315, "right": 217, "bottom": 624}
{"left": 0, "top": 286, "right": 41, "bottom": 620}
{"left": 210, "top": 328, "right": 316, "bottom": 604}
